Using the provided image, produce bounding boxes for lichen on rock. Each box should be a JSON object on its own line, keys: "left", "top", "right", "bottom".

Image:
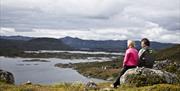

{"left": 120, "top": 67, "right": 179, "bottom": 87}
{"left": 0, "top": 69, "right": 15, "bottom": 84}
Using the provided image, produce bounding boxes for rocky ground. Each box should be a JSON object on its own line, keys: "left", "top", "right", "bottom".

{"left": 55, "top": 59, "right": 180, "bottom": 82}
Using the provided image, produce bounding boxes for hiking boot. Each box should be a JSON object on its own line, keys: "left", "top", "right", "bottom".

{"left": 110, "top": 84, "right": 118, "bottom": 88}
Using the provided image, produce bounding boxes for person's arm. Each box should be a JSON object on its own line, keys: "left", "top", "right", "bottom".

{"left": 123, "top": 51, "right": 131, "bottom": 67}
{"left": 138, "top": 49, "right": 145, "bottom": 61}
{"left": 138, "top": 49, "right": 143, "bottom": 58}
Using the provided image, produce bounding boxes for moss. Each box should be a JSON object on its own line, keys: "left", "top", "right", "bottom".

{"left": 125, "top": 73, "right": 166, "bottom": 87}
{"left": 0, "top": 83, "right": 84, "bottom": 91}
{"left": 63, "top": 60, "right": 122, "bottom": 80}
{"left": 116, "top": 84, "right": 180, "bottom": 91}
{"left": 165, "top": 64, "right": 178, "bottom": 73}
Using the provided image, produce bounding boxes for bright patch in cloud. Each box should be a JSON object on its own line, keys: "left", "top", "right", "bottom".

{"left": 1, "top": 26, "right": 179, "bottom": 43}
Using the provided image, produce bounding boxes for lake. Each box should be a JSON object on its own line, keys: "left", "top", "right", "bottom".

{"left": 0, "top": 56, "right": 110, "bottom": 85}
{"left": 24, "top": 50, "right": 124, "bottom": 55}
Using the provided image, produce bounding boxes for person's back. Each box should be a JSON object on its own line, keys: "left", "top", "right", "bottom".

{"left": 124, "top": 48, "right": 138, "bottom": 67}
{"left": 138, "top": 47, "right": 155, "bottom": 68}
{"left": 138, "top": 38, "right": 155, "bottom": 68}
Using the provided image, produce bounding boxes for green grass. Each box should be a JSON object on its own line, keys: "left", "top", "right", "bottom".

{"left": 0, "top": 82, "right": 180, "bottom": 91}
{"left": 116, "top": 84, "right": 180, "bottom": 91}
{"left": 154, "top": 44, "right": 180, "bottom": 63}
{"left": 0, "top": 82, "right": 84, "bottom": 91}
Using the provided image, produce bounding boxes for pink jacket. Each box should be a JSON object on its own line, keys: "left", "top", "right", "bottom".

{"left": 123, "top": 48, "right": 138, "bottom": 67}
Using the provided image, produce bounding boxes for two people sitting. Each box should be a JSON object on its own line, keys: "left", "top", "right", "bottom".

{"left": 112, "top": 38, "right": 155, "bottom": 88}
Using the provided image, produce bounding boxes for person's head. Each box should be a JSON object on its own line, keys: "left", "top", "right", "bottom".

{"left": 127, "top": 40, "right": 135, "bottom": 48}
{"left": 141, "top": 38, "right": 150, "bottom": 48}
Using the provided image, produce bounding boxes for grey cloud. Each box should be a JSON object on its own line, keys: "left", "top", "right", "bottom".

{"left": 15, "top": 28, "right": 32, "bottom": 32}
{"left": 1, "top": 0, "right": 179, "bottom": 31}
{"left": 151, "top": 17, "right": 180, "bottom": 31}
{"left": 0, "top": 0, "right": 179, "bottom": 43}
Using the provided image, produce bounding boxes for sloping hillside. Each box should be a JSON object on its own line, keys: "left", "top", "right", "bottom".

{"left": 24, "top": 38, "right": 72, "bottom": 50}
{"left": 155, "top": 44, "right": 180, "bottom": 63}
{"left": 0, "top": 38, "right": 72, "bottom": 51}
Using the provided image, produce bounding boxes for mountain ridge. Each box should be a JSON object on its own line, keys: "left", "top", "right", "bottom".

{"left": 0, "top": 38, "right": 72, "bottom": 51}
{"left": 61, "top": 36, "right": 175, "bottom": 52}
{"left": 0, "top": 35, "right": 176, "bottom": 52}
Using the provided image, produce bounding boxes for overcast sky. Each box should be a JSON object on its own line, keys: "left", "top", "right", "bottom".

{"left": 0, "top": 0, "right": 180, "bottom": 43}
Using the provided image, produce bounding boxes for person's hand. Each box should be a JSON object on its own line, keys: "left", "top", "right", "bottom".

{"left": 123, "top": 64, "right": 125, "bottom": 67}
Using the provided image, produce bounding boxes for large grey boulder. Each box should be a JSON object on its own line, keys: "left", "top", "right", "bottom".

{"left": 0, "top": 69, "right": 15, "bottom": 84}
{"left": 120, "top": 67, "right": 179, "bottom": 86}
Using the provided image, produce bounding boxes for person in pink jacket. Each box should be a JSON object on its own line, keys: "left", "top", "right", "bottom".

{"left": 111, "top": 40, "right": 139, "bottom": 88}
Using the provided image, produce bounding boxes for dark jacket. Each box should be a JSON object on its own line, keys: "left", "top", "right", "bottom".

{"left": 138, "top": 47, "right": 155, "bottom": 68}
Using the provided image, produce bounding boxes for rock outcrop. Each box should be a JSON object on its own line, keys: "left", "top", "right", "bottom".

{"left": 153, "top": 60, "right": 180, "bottom": 71}
{"left": 84, "top": 81, "right": 98, "bottom": 91}
{"left": 120, "top": 67, "right": 179, "bottom": 86}
{"left": 0, "top": 69, "right": 15, "bottom": 84}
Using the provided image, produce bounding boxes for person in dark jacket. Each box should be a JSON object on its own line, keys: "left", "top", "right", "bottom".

{"left": 138, "top": 38, "right": 155, "bottom": 68}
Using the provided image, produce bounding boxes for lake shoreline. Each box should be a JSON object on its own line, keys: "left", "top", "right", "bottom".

{"left": 55, "top": 57, "right": 123, "bottom": 81}
{"left": 0, "top": 56, "right": 113, "bottom": 85}
{"left": 0, "top": 51, "right": 122, "bottom": 59}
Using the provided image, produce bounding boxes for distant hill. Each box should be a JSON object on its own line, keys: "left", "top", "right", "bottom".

{"left": 61, "top": 36, "right": 127, "bottom": 52}
{"left": 24, "top": 38, "right": 72, "bottom": 50}
{"left": 0, "top": 35, "right": 33, "bottom": 41}
{"left": 155, "top": 44, "right": 180, "bottom": 62}
{"left": 61, "top": 36, "right": 175, "bottom": 52}
{"left": 0, "top": 38, "right": 72, "bottom": 51}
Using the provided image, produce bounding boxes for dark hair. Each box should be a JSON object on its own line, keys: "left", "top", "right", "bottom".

{"left": 141, "top": 38, "right": 150, "bottom": 46}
